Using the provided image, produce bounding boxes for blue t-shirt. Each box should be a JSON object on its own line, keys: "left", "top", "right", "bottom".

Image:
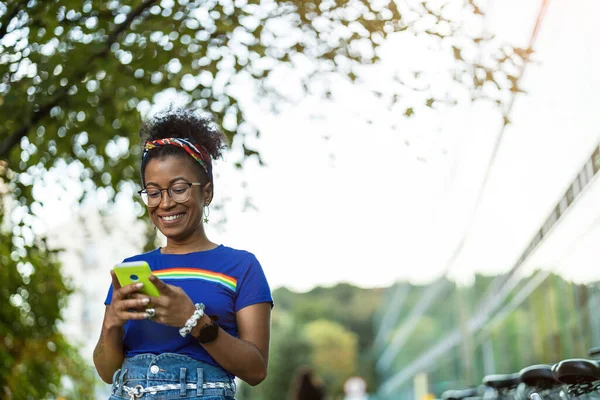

{"left": 104, "top": 245, "right": 273, "bottom": 376}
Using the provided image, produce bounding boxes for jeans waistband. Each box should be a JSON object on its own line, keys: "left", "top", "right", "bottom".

{"left": 111, "top": 353, "right": 235, "bottom": 399}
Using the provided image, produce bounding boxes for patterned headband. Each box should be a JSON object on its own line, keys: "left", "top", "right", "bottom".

{"left": 143, "top": 138, "right": 212, "bottom": 181}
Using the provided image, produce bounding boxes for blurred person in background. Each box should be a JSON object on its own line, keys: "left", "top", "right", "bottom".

{"left": 343, "top": 377, "right": 370, "bottom": 400}
{"left": 93, "top": 108, "right": 273, "bottom": 399}
{"left": 290, "top": 366, "right": 326, "bottom": 400}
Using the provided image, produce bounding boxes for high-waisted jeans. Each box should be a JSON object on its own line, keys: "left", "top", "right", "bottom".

{"left": 108, "top": 353, "right": 236, "bottom": 399}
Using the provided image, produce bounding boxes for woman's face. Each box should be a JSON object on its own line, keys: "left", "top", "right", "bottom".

{"left": 143, "top": 155, "right": 212, "bottom": 241}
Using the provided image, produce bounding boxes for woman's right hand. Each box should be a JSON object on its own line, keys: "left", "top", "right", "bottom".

{"left": 105, "top": 270, "right": 151, "bottom": 329}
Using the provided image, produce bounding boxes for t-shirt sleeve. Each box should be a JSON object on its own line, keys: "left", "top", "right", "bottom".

{"left": 234, "top": 253, "right": 274, "bottom": 312}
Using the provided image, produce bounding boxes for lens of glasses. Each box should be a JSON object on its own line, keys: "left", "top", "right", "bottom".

{"left": 145, "top": 188, "right": 163, "bottom": 207}
{"left": 168, "top": 183, "right": 192, "bottom": 202}
{"left": 140, "top": 191, "right": 149, "bottom": 205}
{"left": 140, "top": 183, "right": 193, "bottom": 207}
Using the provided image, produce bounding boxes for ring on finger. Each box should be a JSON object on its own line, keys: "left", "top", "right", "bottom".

{"left": 146, "top": 308, "right": 156, "bottom": 319}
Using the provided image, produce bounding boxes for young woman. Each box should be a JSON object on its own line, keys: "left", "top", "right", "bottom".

{"left": 93, "top": 108, "right": 273, "bottom": 399}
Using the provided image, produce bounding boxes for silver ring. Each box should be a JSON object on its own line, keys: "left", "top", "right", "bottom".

{"left": 146, "top": 308, "right": 156, "bottom": 319}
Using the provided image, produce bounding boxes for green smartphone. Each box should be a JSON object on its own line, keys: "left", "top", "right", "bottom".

{"left": 113, "top": 261, "right": 160, "bottom": 297}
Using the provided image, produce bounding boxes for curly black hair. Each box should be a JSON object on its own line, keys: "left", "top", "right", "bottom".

{"left": 139, "top": 107, "right": 228, "bottom": 185}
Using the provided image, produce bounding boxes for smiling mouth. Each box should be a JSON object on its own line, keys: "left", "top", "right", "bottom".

{"left": 161, "top": 213, "right": 185, "bottom": 222}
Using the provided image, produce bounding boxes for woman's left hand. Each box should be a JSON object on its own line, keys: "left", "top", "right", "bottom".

{"left": 141, "top": 275, "right": 196, "bottom": 327}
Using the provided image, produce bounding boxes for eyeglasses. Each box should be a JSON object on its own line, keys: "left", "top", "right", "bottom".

{"left": 138, "top": 182, "right": 204, "bottom": 207}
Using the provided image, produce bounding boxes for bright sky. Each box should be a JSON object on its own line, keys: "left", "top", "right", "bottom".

{"left": 40, "top": 0, "right": 600, "bottom": 293}
{"left": 211, "top": 0, "right": 600, "bottom": 290}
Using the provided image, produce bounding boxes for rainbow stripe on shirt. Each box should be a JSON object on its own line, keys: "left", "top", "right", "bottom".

{"left": 153, "top": 268, "right": 237, "bottom": 292}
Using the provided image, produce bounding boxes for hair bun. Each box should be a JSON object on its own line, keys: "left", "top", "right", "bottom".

{"left": 140, "top": 106, "right": 228, "bottom": 161}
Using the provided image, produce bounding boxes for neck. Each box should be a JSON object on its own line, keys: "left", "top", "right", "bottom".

{"left": 162, "top": 226, "right": 217, "bottom": 254}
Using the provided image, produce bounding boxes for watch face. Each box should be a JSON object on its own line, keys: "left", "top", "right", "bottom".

{"left": 198, "top": 320, "right": 219, "bottom": 344}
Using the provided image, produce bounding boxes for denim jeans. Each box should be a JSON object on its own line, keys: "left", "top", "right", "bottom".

{"left": 109, "top": 353, "right": 236, "bottom": 399}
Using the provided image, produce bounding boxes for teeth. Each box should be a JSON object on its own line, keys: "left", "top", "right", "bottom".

{"left": 162, "top": 214, "right": 184, "bottom": 221}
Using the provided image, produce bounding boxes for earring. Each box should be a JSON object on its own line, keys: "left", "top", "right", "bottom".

{"left": 203, "top": 203, "right": 210, "bottom": 223}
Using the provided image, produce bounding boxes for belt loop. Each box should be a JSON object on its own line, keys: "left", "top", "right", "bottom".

{"left": 180, "top": 367, "right": 186, "bottom": 396}
{"left": 196, "top": 368, "right": 204, "bottom": 396}
{"left": 116, "top": 368, "right": 127, "bottom": 396}
{"left": 111, "top": 369, "right": 121, "bottom": 394}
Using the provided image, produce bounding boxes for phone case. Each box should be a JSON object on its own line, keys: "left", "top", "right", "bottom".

{"left": 113, "top": 261, "right": 161, "bottom": 297}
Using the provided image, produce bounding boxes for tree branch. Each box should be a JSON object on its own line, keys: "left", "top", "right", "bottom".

{"left": 106, "top": 0, "right": 157, "bottom": 49}
{"left": 0, "top": 91, "right": 67, "bottom": 157}
{"left": 0, "top": 0, "right": 29, "bottom": 40}
{"left": 0, "top": 0, "right": 158, "bottom": 161}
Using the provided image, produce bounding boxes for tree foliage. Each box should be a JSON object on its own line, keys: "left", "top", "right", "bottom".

{"left": 303, "top": 319, "right": 359, "bottom": 395}
{"left": 236, "top": 284, "right": 384, "bottom": 399}
{"left": 249, "top": 324, "right": 312, "bottom": 400}
{"left": 0, "top": 0, "right": 523, "bottom": 211}
{"left": 1, "top": 0, "right": 399, "bottom": 204}
{"left": 0, "top": 165, "right": 95, "bottom": 398}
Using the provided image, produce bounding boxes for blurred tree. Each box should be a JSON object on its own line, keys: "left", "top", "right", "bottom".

{"left": 259, "top": 324, "right": 312, "bottom": 400}
{"left": 303, "top": 319, "right": 359, "bottom": 396}
{"left": 235, "top": 285, "right": 384, "bottom": 399}
{"left": 0, "top": 165, "right": 95, "bottom": 398}
{"left": 273, "top": 283, "right": 384, "bottom": 395}
{"left": 235, "top": 316, "right": 312, "bottom": 400}
{"left": 0, "top": 0, "right": 523, "bottom": 211}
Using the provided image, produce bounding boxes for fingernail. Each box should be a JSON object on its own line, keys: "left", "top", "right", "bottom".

{"left": 143, "top": 313, "right": 150, "bottom": 319}
{"left": 140, "top": 298, "right": 149, "bottom": 304}
{"left": 136, "top": 283, "right": 144, "bottom": 289}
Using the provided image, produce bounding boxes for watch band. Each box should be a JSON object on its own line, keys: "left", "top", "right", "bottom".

{"left": 197, "top": 318, "right": 219, "bottom": 344}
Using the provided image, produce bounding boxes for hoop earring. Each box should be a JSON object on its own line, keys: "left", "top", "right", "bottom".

{"left": 203, "top": 203, "right": 210, "bottom": 223}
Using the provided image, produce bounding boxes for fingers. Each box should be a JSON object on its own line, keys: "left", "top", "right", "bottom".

{"left": 115, "top": 297, "right": 152, "bottom": 320}
{"left": 130, "top": 291, "right": 163, "bottom": 308}
{"left": 115, "top": 282, "right": 145, "bottom": 300}
{"left": 106, "top": 302, "right": 150, "bottom": 326}
{"left": 129, "top": 293, "right": 149, "bottom": 301}
{"left": 149, "top": 275, "right": 170, "bottom": 295}
{"left": 131, "top": 293, "right": 166, "bottom": 314}
{"left": 120, "top": 310, "right": 152, "bottom": 320}
{"left": 119, "top": 297, "right": 150, "bottom": 310}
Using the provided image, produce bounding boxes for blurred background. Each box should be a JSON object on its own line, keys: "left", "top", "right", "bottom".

{"left": 1, "top": 0, "right": 599, "bottom": 399}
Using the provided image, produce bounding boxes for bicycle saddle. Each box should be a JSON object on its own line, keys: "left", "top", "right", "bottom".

{"left": 589, "top": 347, "right": 600, "bottom": 359}
{"left": 441, "top": 388, "right": 479, "bottom": 400}
{"left": 519, "top": 364, "right": 557, "bottom": 386}
{"left": 552, "top": 359, "right": 600, "bottom": 384}
{"left": 482, "top": 373, "right": 521, "bottom": 389}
